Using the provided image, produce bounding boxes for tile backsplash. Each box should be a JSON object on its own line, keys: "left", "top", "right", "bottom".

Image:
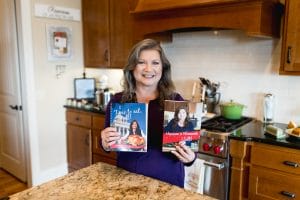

{"left": 89, "top": 30, "right": 300, "bottom": 124}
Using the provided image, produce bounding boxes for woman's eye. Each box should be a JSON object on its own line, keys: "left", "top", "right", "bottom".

{"left": 137, "top": 61, "right": 145, "bottom": 65}
{"left": 152, "top": 61, "right": 161, "bottom": 65}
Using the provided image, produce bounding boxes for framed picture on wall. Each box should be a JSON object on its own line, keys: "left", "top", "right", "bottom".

{"left": 46, "top": 25, "right": 73, "bottom": 61}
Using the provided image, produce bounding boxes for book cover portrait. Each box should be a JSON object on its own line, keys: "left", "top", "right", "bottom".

{"left": 110, "top": 103, "right": 148, "bottom": 152}
{"left": 163, "top": 100, "right": 202, "bottom": 152}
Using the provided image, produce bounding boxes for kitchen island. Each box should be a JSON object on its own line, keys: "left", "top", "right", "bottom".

{"left": 10, "top": 162, "right": 215, "bottom": 200}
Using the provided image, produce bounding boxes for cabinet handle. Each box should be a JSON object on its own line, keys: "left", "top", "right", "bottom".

{"left": 104, "top": 49, "right": 108, "bottom": 62}
{"left": 283, "top": 161, "right": 299, "bottom": 168}
{"left": 75, "top": 117, "right": 80, "bottom": 121}
{"left": 85, "top": 134, "right": 90, "bottom": 146}
{"left": 280, "top": 191, "right": 296, "bottom": 198}
{"left": 287, "top": 46, "right": 292, "bottom": 64}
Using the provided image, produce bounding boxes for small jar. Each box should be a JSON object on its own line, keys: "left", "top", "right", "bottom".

{"left": 66, "top": 98, "right": 72, "bottom": 106}
{"left": 71, "top": 99, "right": 77, "bottom": 107}
{"left": 76, "top": 100, "right": 82, "bottom": 108}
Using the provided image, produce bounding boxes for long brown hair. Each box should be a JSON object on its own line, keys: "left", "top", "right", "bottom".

{"left": 172, "top": 105, "right": 190, "bottom": 128}
{"left": 121, "top": 39, "right": 175, "bottom": 106}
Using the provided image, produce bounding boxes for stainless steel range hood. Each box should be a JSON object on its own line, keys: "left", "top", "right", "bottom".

{"left": 128, "top": 0, "right": 283, "bottom": 41}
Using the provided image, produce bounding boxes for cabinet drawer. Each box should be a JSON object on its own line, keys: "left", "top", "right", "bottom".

{"left": 249, "top": 166, "right": 300, "bottom": 200}
{"left": 251, "top": 143, "right": 300, "bottom": 175}
{"left": 92, "top": 115, "right": 105, "bottom": 130}
{"left": 66, "top": 111, "right": 91, "bottom": 127}
{"left": 92, "top": 129, "right": 117, "bottom": 159}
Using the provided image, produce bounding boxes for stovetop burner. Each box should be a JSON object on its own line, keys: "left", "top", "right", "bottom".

{"left": 201, "top": 116, "right": 253, "bottom": 132}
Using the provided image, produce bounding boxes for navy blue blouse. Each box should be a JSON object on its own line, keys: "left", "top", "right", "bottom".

{"left": 104, "top": 92, "right": 186, "bottom": 187}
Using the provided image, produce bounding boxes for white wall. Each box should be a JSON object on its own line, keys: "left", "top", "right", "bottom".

{"left": 25, "top": 0, "right": 299, "bottom": 186}
{"left": 162, "top": 30, "right": 297, "bottom": 123}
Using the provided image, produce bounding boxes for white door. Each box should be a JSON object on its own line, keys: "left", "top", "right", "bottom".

{"left": 0, "top": 0, "right": 26, "bottom": 182}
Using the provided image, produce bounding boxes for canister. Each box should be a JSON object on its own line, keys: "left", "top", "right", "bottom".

{"left": 263, "top": 93, "right": 275, "bottom": 124}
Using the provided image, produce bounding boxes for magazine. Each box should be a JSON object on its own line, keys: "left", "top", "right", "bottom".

{"left": 110, "top": 103, "right": 148, "bottom": 152}
{"left": 162, "top": 100, "right": 202, "bottom": 152}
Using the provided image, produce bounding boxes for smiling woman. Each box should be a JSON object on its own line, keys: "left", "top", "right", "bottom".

{"left": 100, "top": 38, "right": 197, "bottom": 188}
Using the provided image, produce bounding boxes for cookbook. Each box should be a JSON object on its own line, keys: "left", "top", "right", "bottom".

{"left": 162, "top": 100, "right": 202, "bottom": 152}
{"left": 110, "top": 103, "right": 148, "bottom": 152}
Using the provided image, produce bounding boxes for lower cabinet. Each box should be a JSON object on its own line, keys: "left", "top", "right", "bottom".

{"left": 92, "top": 115, "right": 117, "bottom": 165}
{"left": 66, "top": 108, "right": 116, "bottom": 172}
{"left": 67, "top": 124, "right": 92, "bottom": 172}
{"left": 230, "top": 140, "right": 300, "bottom": 200}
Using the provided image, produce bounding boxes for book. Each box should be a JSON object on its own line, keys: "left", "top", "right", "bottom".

{"left": 162, "top": 100, "right": 202, "bottom": 152}
{"left": 110, "top": 102, "right": 148, "bottom": 152}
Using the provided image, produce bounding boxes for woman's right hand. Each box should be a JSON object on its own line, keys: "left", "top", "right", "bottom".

{"left": 101, "top": 127, "right": 120, "bottom": 150}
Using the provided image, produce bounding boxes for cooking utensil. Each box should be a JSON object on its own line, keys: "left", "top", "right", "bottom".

{"left": 220, "top": 100, "right": 245, "bottom": 120}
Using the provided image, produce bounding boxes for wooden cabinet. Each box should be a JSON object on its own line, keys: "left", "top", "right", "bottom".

{"left": 66, "top": 110, "right": 92, "bottom": 172}
{"left": 230, "top": 140, "right": 300, "bottom": 200}
{"left": 92, "top": 115, "right": 117, "bottom": 165}
{"left": 66, "top": 108, "right": 116, "bottom": 172}
{"left": 280, "top": 0, "right": 300, "bottom": 75}
{"left": 249, "top": 143, "right": 300, "bottom": 200}
{"left": 82, "top": 0, "right": 134, "bottom": 68}
{"left": 67, "top": 124, "right": 92, "bottom": 172}
{"left": 129, "top": 0, "right": 282, "bottom": 40}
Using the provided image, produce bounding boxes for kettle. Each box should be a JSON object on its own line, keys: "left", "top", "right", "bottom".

{"left": 96, "top": 88, "right": 113, "bottom": 110}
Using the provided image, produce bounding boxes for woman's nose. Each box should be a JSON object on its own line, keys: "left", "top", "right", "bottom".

{"left": 144, "top": 62, "right": 152, "bottom": 71}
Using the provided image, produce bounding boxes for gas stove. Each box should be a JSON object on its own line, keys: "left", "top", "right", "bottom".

{"left": 199, "top": 116, "right": 253, "bottom": 158}
{"left": 201, "top": 116, "right": 253, "bottom": 132}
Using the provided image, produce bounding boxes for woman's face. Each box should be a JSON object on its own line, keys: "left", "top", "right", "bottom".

{"left": 133, "top": 49, "right": 162, "bottom": 89}
{"left": 178, "top": 109, "right": 187, "bottom": 121}
{"left": 132, "top": 121, "right": 137, "bottom": 129}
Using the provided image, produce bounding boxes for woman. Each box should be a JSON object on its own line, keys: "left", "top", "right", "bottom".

{"left": 129, "top": 120, "right": 142, "bottom": 136}
{"left": 121, "top": 119, "right": 144, "bottom": 141}
{"left": 164, "top": 105, "right": 194, "bottom": 133}
{"left": 101, "top": 38, "right": 196, "bottom": 187}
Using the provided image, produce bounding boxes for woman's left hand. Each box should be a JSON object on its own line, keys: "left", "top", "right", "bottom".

{"left": 171, "top": 142, "right": 196, "bottom": 164}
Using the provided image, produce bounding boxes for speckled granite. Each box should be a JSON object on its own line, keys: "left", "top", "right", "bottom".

{"left": 10, "top": 162, "right": 215, "bottom": 200}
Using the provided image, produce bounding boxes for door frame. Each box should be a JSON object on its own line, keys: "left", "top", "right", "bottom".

{"left": 15, "top": 0, "right": 39, "bottom": 187}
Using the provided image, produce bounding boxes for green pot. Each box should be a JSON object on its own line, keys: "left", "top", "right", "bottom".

{"left": 220, "top": 100, "right": 245, "bottom": 120}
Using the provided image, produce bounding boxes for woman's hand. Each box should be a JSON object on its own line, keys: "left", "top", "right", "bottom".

{"left": 171, "top": 142, "right": 196, "bottom": 164}
{"left": 101, "top": 127, "right": 120, "bottom": 150}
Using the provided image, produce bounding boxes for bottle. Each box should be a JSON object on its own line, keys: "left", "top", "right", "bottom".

{"left": 263, "top": 93, "right": 275, "bottom": 124}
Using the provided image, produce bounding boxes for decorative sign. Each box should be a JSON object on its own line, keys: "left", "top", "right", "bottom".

{"left": 35, "top": 4, "right": 80, "bottom": 21}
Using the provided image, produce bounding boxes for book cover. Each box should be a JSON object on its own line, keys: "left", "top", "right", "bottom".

{"left": 162, "top": 100, "right": 202, "bottom": 152}
{"left": 110, "top": 103, "right": 148, "bottom": 152}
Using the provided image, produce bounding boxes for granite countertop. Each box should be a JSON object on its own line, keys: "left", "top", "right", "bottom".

{"left": 229, "top": 119, "right": 300, "bottom": 149}
{"left": 10, "top": 162, "right": 215, "bottom": 200}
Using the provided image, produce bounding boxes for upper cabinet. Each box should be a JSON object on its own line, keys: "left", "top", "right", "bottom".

{"left": 280, "top": 0, "right": 300, "bottom": 75}
{"left": 128, "top": 0, "right": 283, "bottom": 40}
{"left": 82, "top": 0, "right": 134, "bottom": 68}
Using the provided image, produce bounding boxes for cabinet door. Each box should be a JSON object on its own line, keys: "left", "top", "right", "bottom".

{"left": 67, "top": 124, "right": 92, "bottom": 172}
{"left": 280, "top": 0, "right": 300, "bottom": 74}
{"left": 109, "top": 0, "right": 134, "bottom": 68}
{"left": 92, "top": 114, "right": 117, "bottom": 165}
{"left": 82, "top": 0, "right": 109, "bottom": 67}
{"left": 249, "top": 166, "right": 300, "bottom": 200}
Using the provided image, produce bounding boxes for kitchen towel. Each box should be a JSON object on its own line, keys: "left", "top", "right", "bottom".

{"left": 184, "top": 158, "right": 205, "bottom": 194}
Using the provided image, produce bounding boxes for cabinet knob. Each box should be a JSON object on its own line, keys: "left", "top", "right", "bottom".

{"left": 280, "top": 191, "right": 296, "bottom": 198}
{"left": 85, "top": 134, "right": 90, "bottom": 146}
